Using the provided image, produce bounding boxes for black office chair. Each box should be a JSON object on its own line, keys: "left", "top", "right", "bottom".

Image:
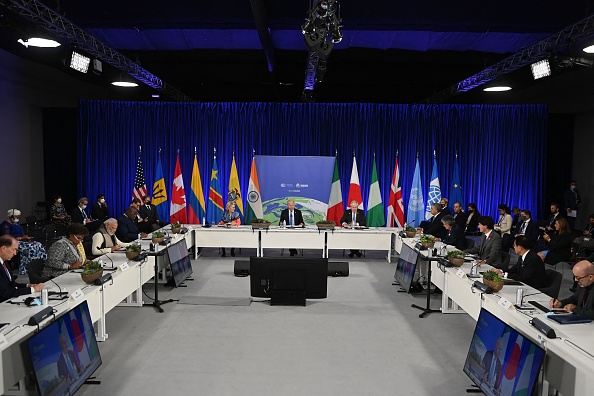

{"left": 465, "top": 238, "right": 475, "bottom": 249}
{"left": 499, "top": 251, "right": 511, "bottom": 271}
{"left": 538, "top": 269, "right": 563, "bottom": 299}
{"left": 26, "top": 259, "right": 50, "bottom": 283}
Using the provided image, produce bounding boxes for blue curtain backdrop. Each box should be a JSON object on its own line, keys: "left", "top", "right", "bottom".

{"left": 77, "top": 101, "right": 547, "bottom": 223}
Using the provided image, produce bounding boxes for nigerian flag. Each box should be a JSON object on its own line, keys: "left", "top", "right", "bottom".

{"left": 367, "top": 157, "right": 384, "bottom": 226}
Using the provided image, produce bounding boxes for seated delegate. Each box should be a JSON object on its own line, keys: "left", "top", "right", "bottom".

{"left": 1, "top": 209, "right": 47, "bottom": 274}
{"left": 220, "top": 202, "right": 241, "bottom": 257}
{"left": 92, "top": 218, "right": 131, "bottom": 256}
{"left": 550, "top": 260, "right": 594, "bottom": 319}
{"left": 41, "top": 223, "right": 89, "bottom": 279}
{"left": 0, "top": 235, "right": 45, "bottom": 302}
{"left": 116, "top": 207, "right": 148, "bottom": 243}
{"left": 340, "top": 200, "right": 366, "bottom": 258}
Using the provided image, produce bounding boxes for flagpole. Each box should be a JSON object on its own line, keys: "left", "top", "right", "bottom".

{"left": 214, "top": 147, "right": 217, "bottom": 160}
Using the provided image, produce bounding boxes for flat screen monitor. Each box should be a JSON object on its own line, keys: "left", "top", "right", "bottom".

{"left": 250, "top": 257, "right": 328, "bottom": 299}
{"left": 394, "top": 243, "right": 419, "bottom": 292}
{"left": 463, "top": 308, "right": 545, "bottom": 396}
{"left": 166, "top": 238, "right": 193, "bottom": 287}
{"left": 26, "top": 301, "right": 102, "bottom": 396}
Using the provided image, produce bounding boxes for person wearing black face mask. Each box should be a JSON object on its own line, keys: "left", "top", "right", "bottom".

{"left": 464, "top": 203, "right": 480, "bottom": 235}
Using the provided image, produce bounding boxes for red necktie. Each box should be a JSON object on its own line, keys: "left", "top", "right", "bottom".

{"left": 2, "top": 261, "right": 12, "bottom": 282}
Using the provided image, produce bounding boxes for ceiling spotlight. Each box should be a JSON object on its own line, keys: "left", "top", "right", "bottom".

{"left": 483, "top": 86, "right": 512, "bottom": 92}
{"left": 530, "top": 59, "right": 551, "bottom": 80}
{"left": 69, "top": 51, "right": 90, "bottom": 73}
{"left": 583, "top": 44, "right": 594, "bottom": 53}
{"left": 112, "top": 75, "right": 138, "bottom": 87}
{"left": 17, "top": 37, "right": 61, "bottom": 48}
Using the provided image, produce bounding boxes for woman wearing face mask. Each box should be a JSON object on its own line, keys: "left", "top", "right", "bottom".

{"left": 91, "top": 194, "right": 109, "bottom": 222}
{"left": 465, "top": 203, "right": 481, "bottom": 235}
{"left": 0, "top": 209, "right": 48, "bottom": 274}
{"left": 50, "top": 194, "right": 71, "bottom": 228}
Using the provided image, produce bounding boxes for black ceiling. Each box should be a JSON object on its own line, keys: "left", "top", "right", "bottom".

{"left": 1, "top": 0, "right": 594, "bottom": 111}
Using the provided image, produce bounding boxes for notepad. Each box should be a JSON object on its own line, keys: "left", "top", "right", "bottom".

{"left": 547, "top": 313, "right": 593, "bottom": 325}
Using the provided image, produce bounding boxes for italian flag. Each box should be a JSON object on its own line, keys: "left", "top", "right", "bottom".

{"left": 347, "top": 155, "right": 363, "bottom": 209}
{"left": 367, "top": 157, "right": 384, "bottom": 226}
{"left": 326, "top": 158, "right": 343, "bottom": 223}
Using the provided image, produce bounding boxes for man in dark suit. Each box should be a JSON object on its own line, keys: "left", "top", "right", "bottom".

{"left": 551, "top": 260, "right": 594, "bottom": 319}
{"left": 420, "top": 203, "right": 447, "bottom": 239}
{"left": 495, "top": 236, "right": 548, "bottom": 289}
{"left": 564, "top": 180, "right": 581, "bottom": 230}
{"left": 439, "top": 215, "right": 466, "bottom": 250}
{"left": 340, "top": 200, "right": 366, "bottom": 258}
{"left": 514, "top": 210, "right": 539, "bottom": 247}
{"left": 70, "top": 197, "right": 92, "bottom": 225}
{"left": 539, "top": 203, "right": 563, "bottom": 238}
{"left": 482, "top": 337, "right": 504, "bottom": 392}
{"left": 57, "top": 333, "right": 82, "bottom": 384}
{"left": 116, "top": 207, "right": 148, "bottom": 243}
{"left": 452, "top": 202, "right": 467, "bottom": 229}
{"left": 440, "top": 198, "right": 452, "bottom": 216}
{"left": 139, "top": 195, "right": 167, "bottom": 232}
{"left": 91, "top": 194, "right": 109, "bottom": 222}
{"left": 0, "top": 235, "right": 44, "bottom": 302}
{"left": 279, "top": 199, "right": 305, "bottom": 256}
{"left": 464, "top": 216, "right": 502, "bottom": 267}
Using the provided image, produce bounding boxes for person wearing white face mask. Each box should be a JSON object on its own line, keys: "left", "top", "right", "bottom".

{"left": 564, "top": 180, "right": 582, "bottom": 230}
{"left": 91, "top": 194, "right": 109, "bottom": 222}
{"left": 70, "top": 197, "right": 94, "bottom": 225}
{"left": 50, "top": 194, "right": 71, "bottom": 228}
{"left": 0, "top": 209, "right": 47, "bottom": 274}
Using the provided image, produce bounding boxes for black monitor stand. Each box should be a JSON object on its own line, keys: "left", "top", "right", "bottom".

{"left": 142, "top": 250, "right": 173, "bottom": 313}
{"left": 411, "top": 254, "right": 441, "bottom": 318}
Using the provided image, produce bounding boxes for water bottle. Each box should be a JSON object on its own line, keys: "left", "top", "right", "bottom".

{"left": 441, "top": 245, "right": 447, "bottom": 257}
{"left": 202, "top": 217, "right": 205, "bottom": 226}
{"left": 41, "top": 289, "right": 48, "bottom": 306}
{"left": 516, "top": 287, "right": 525, "bottom": 306}
{"left": 351, "top": 219, "right": 355, "bottom": 229}
{"left": 281, "top": 220, "right": 286, "bottom": 228}
{"left": 98, "top": 259, "right": 104, "bottom": 268}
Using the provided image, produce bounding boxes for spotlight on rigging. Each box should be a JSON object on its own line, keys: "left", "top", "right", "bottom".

{"left": 530, "top": 59, "right": 551, "bottom": 80}
{"left": 69, "top": 51, "right": 90, "bottom": 73}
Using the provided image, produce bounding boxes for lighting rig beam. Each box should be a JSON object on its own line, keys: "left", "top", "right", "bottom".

{"left": 425, "top": 13, "right": 594, "bottom": 104}
{"left": 1, "top": 0, "right": 192, "bottom": 101}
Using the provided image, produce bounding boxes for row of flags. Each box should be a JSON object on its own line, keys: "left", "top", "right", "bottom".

{"left": 133, "top": 151, "right": 463, "bottom": 227}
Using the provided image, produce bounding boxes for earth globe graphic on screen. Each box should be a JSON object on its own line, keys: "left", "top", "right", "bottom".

{"left": 262, "top": 197, "right": 327, "bottom": 225}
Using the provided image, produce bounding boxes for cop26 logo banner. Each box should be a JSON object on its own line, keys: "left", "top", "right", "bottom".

{"left": 255, "top": 156, "right": 335, "bottom": 225}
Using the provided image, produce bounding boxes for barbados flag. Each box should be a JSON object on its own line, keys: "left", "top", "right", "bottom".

{"left": 188, "top": 153, "right": 206, "bottom": 224}
{"left": 152, "top": 154, "right": 168, "bottom": 223}
{"left": 206, "top": 155, "right": 224, "bottom": 224}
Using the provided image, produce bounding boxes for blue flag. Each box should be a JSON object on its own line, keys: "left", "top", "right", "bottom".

{"left": 407, "top": 158, "right": 425, "bottom": 227}
{"left": 425, "top": 158, "right": 441, "bottom": 219}
{"left": 206, "top": 156, "right": 224, "bottom": 225}
{"left": 152, "top": 155, "right": 169, "bottom": 223}
{"left": 450, "top": 157, "right": 463, "bottom": 208}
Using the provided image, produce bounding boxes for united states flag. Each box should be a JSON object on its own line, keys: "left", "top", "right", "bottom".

{"left": 133, "top": 156, "right": 148, "bottom": 200}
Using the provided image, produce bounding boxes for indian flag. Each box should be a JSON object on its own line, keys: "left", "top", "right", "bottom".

{"left": 245, "top": 157, "right": 263, "bottom": 223}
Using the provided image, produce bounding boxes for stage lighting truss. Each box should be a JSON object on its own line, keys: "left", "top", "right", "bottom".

{"left": 70, "top": 51, "right": 90, "bottom": 73}
{"left": 301, "top": 0, "right": 343, "bottom": 54}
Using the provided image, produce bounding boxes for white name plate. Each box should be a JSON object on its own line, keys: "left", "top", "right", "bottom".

{"left": 119, "top": 262, "right": 130, "bottom": 272}
{"left": 498, "top": 297, "right": 515, "bottom": 310}
{"left": 455, "top": 269, "right": 466, "bottom": 279}
{"left": 70, "top": 288, "right": 84, "bottom": 301}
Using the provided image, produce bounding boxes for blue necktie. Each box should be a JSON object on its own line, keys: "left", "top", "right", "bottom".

{"left": 290, "top": 212, "right": 293, "bottom": 226}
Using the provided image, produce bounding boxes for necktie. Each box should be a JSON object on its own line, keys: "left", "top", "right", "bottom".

{"left": 520, "top": 221, "right": 527, "bottom": 234}
{"left": 147, "top": 205, "right": 151, "bottom": 211}
{"left": 2, "top": 260, "right": 11, "bottom": 282}
{"left": 518, "top": 256, "right": 524, "bottom": 267}
{"left": 479, "top": 235, "right": 486, "bottom": 255}
{"left": 353, "top": 212, "right": 356, "bottom": 223}
{"left": 65, "top": 353, "right": 76, "bottom": 378}
{"left": 82, "top": 209, "right": 87, "bottom": 219}
{"left": 289, "top": 211, "right": 293, "bottom": 226}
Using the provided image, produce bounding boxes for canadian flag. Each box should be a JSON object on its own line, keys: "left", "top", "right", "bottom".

{"left": 170, "top": 153, "right": 187, "bottom": 223}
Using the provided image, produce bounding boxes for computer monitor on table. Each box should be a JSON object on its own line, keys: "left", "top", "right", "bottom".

{"left": 26, "top": 301, "right": 102, "bottom": 396}
{"left": 463, "top": 308, "right": 545, "bottom": 396}
{"left": 394, "top": 242, "right": 419, "bottom": 292}
{"left": 166, "top": 238, "right": 193, "bottom": 287}
{"left": 250, "top": 257, "right": 328, "bottom": 305}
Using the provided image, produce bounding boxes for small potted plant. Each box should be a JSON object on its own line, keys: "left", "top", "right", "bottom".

{"left": 152, "top": 231, "right": 165, "bottom": 244}
{"left": 316, "top": 220, "right": 336, "bottom": 229}
{"left": 81, "top": 260, "right": 103, "bottom": 284}
{"left": 420, "top": 234, "right": 435, "bottom": 249}
{"left": 171, "top": 221, "right": 182, "bottom": 234}
{"left": 482, "top": 270, "right": 504, "bottom": 292}
{"left": 447, "top": 250, "right": 465, "bottom": 267}
{"left": 125, "top": 244, "right": 141, "bottom": 260}
{"left": 404, "top": 224, "right": 417, "bottom": 238}
{"left": 251, "top": 218, "right": 271, "bottom": 229}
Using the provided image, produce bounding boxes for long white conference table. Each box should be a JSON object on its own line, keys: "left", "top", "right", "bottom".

{"left": 398, "top": 237, "right": 594, "bottom": 396}
{"left": 193, "top": 225, "right": 400, "bottom": 262}
{"left": 0, "top": 228, "right": 195, "bottom": 395}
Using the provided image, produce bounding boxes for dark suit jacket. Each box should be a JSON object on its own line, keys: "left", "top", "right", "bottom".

{"left": 70, "top": 206, "right": 89, "bottom": 224}
{"left": 465, "top": 231, "right": 502, "bottom": 266}
{"left": 561, "top": 284, "right": 594, "bottom": 319}
{"left": 507, "top": 250, "right": 549, "bottom": 289}
{"left": 279, "top": 208, "right": 304, "bottom": 226}
{"left": 543, "top": 233, "right": 572, "bottom": 265}
{"left": 453, "top": 211, "right": 467, "bottom": 229}
{"left": 340, "top": 209, "right": 366, "bottom": 226}
{"left": 441, "top": 206, "right": 452, "bottom": 216}
{"left": 91, "top": 202, "right": 109, "bottom": 222}
{"left": 482, "top": 350, "right": 503, "bottom": 390}
{"left": 564, "top": 188, "right": 581, "bottom": 211}
{"left": 0, "top": 261, "right": 31, "bottom": 302}
{"left": 115, "top": 215, "right": 140, "bottom": 242}
{"left": 139, "top": 204, "right": 162, "bottom": 231}
{"left": 421, "top": 210, "right": 447, "bottom": 239}
{"left": 57, "top": 349, "right": 82, "bottom": 381}
{"left": 465, "top": 212, "right": 480, "bottom": 234}
{"left": 442, "top": 224, "right": 466, "bottom": 250}
{"left": 515, "top": 219, "right": 539, "bottom": 245}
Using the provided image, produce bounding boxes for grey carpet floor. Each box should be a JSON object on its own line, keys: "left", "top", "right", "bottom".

{"left": 75, "top": 249, "right": 573, "bottom": 396}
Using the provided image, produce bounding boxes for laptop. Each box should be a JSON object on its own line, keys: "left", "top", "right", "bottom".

{"left": 547, "top": 313, "right": 593, "bottom": 325}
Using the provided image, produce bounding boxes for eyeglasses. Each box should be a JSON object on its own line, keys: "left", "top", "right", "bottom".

{"left": 73, "top": 235, "right": 84, "bottom": 242}
{"left": 574, "top": 274, "right": 591, "bottom": 281}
